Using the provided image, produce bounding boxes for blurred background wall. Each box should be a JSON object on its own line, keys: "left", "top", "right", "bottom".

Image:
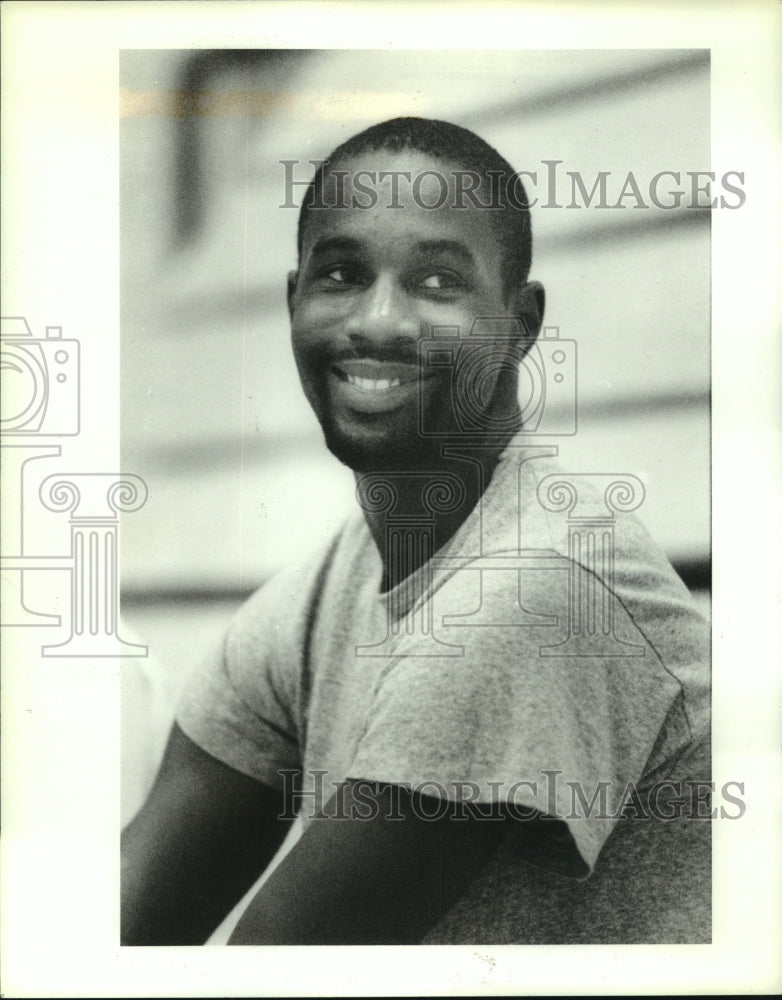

{"left": 120, "top": 49, "right": 711, "bottom": 712}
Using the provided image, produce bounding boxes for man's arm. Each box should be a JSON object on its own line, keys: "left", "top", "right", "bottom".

{"left": 121, "top": 723, "right": 295, "bottom": 945}
{"left": 228, "top": 780, "right": 511, "bottom": 945}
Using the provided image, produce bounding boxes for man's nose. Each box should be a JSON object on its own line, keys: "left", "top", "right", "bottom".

{"left": 344, "top": 273, "right": 419, "bottom": 346}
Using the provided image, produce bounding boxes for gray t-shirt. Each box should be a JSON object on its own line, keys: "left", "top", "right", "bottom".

{"left": 177, "top": 441, "right": 711, "bottom": 943}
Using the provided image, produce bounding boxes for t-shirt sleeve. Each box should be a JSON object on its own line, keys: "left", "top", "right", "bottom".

{"left": 346, "top": 564, "right": 688, "bottom": 878}
{"left": 175, "top": 565, "right": 314, "bottom": 791}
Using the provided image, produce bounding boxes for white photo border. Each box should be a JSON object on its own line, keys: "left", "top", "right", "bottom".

{"left": 1, "top": 1, "right": 780, "bottom": 996}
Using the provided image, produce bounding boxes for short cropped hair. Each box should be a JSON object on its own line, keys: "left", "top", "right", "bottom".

{"left": 296, "top": 117, "right": 533, "bottom": 294}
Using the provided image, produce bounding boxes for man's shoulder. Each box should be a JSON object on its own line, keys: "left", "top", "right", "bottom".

{"left": 495, "top": 450, "right": 699, "bottom": 600}
{"left": 233, "top": 513, "right": 371, "bottom": 636}
{"left": 446, "top": 446, "right": 709, "bottom": 692}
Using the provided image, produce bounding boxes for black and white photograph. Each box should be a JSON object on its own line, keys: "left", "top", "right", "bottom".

{"left": 120, "top": 47, "right": 716, "bottom": 947}
{"left": 1, "top": 2, "right": 780, "bottom": 996}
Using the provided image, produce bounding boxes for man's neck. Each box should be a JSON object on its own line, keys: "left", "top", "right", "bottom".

{"left": 356, "top": 431, "right": 514, "bottom": 592}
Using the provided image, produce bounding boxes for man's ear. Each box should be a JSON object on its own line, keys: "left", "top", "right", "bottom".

{"left": 512, "top": 280, "right": 545, "bottom": 347}
{"left": 287, "top": 270, "right": 299, "bottom": 320}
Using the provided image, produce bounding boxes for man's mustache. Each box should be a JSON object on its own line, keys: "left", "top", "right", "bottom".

{"left": 321, "top": 340, "right": 422, "bottom": 367}
{"left": 311, "top": 338, "right": 518, "bottom": 373}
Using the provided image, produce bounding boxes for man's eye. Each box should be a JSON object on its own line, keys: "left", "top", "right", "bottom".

{"left": 419, "top": 272, "right": 460, "bottom": 290}
{"left": 324, "top": 265, "right": 360, "bottom": 284}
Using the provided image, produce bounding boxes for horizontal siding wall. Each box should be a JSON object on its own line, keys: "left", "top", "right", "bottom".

{"left": 120, "top": 50, "right": 711, "bottom": 668}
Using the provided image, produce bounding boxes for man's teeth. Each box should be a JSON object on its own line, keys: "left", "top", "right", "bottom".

{"left": 346, "top": 374, "right": 401, "bottom": 391}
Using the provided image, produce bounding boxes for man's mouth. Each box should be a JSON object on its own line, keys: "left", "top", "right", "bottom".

{"left": 346, "top": 374, "right": 401, "bottom": 391}
{"left": 332, "top": 359, "right": 421, "bottom": 392}
{"left": 329, "top": 358, "right": 433, "bottom": 413}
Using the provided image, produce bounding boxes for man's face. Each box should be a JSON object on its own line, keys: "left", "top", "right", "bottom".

{"left": 288, "top": 149, "right": 539, "bottom": 472}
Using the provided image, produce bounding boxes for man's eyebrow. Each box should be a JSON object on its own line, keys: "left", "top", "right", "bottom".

{"left": 308, "top": 236, "right": 364, "bottom": 258}
{"left": 306, "top": 236, "right": 477, "bottom": 266}
{"left": 413, "top": 240, "right": 476, "bottom": 265}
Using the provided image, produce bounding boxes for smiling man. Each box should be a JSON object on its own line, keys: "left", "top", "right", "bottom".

{"left": 121, "top": 118, "right": 711, "bottom": 946}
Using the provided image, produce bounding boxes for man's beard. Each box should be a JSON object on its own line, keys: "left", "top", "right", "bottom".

{"left": 319, "top": 411, "right": 448, "bottom": 473}
{"left": 318, "top": 397, "right": 521, "bottom": 474}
